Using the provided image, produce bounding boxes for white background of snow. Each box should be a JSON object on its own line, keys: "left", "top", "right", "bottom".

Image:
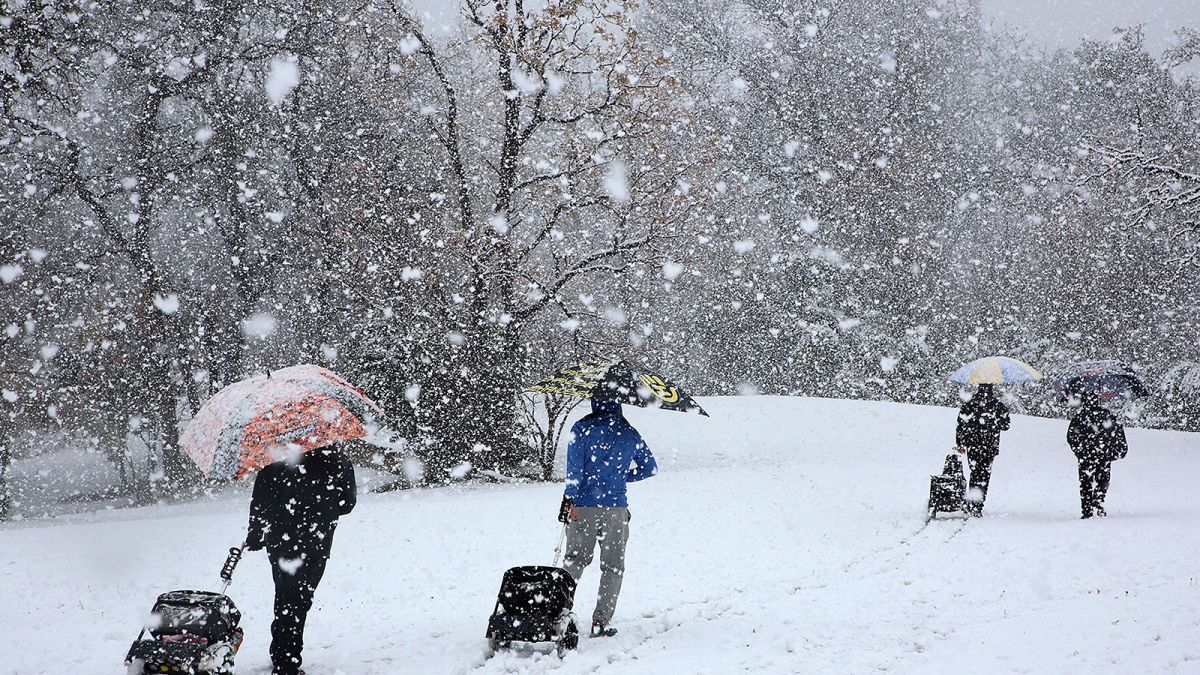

{"left": 2, "top": 396, "right": 1199, "bottom": 674}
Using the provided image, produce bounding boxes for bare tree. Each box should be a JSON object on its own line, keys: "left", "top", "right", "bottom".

{"left": 1085, "top": 145, "right": 1200, "bottom": 266}
{"left": 517, "top": 391, "right": 583, "bottom": 480}
{"left": 361, "top": 0, "right": 701, "bottom": 478}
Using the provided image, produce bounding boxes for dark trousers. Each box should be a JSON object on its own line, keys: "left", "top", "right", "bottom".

{"left": 268, "top": 534, "right": 333, "bottom": 675}
{"left": 1077, "top": 459, "right": 1112, "bottom": 516}
{"left": 966, "top": 452, "right": 996, "bottom": 514}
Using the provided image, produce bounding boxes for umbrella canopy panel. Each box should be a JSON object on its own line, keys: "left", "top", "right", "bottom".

{"left": 948, "top": 356, "right": 1042, "bottom": 385}
{"left": 528, "top": 360, "right": 708, "bottom": 416}
{"left": 181, "top": 365, "right": 383, "bottom": 480}
{"left": 1052, "top": 361, "right": 1150, "bottom": 400}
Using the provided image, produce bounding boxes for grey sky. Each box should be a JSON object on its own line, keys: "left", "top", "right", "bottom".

{"left": 409, "top": 0, "right": 1199, "bottom": 62}
{"left": 980, "top": 0, "right": 1195, "bottom": 57}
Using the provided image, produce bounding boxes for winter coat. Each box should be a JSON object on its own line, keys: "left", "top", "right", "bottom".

{"left": 955, "top": 393, "right": 1011, "bottom": 456}
{"left": 1067, "top": 404, "right": 1128, "bottom": 462}
{"left": 564, "top": 400, "right": 657, "bottom": 508}
{"left": 246, "top": 446, "right": 356, "bottom": 555}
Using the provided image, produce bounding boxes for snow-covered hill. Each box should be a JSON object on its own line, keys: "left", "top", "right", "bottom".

{"left": 2, "top": 396, "right": 1198, "bottom": 674}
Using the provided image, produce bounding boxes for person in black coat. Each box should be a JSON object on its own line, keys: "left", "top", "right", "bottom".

{"left": 955, "top": 384, "right": 1011, "bottom": 516}
{"left": 246, "top": 445, "right": 356, "bottom": 675}
{"left": 1067, "top": 392, "right": 1128, "bottom": 519}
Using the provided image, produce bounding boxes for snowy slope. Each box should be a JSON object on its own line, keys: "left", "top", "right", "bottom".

{"left": 2, "top": 396, "right": 1199, "bottom": 674}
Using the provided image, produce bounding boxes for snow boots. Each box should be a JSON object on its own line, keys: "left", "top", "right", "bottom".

{"left": 590, "top": 622, "right": 617, "bottom": 638}
{"left": 485, "top": 565, "right": 580, "bottom": 658}
{"left": 124, "top": 590, "right": 244, "bottom": 674}
{"left": 926, "top": 452, "right": 968, "bottom": 521}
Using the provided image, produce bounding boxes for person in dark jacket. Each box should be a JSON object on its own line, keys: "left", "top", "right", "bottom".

{"left": 955, "top": 384, "right": 1011, "bottom": 516}
{"left": 558, "top": 399, "right": 657, "bottom": 638}
{"left": 246, "top": 445, "right": 356, "bottom": 675}
{"left": 1067, "top": 392, "right": 1128, "bottom": 519}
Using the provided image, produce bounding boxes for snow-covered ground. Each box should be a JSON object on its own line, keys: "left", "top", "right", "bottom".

{"left": 3, "top": 396, "right": 1199, "bottom": 674}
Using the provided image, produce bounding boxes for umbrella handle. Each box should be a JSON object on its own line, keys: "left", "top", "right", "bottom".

{"left": 218, "top": 543, "right": 246, "bottom": 595}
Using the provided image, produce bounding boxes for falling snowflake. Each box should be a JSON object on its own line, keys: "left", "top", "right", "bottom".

{"left": 266, "top": 55, "right": 300, "bottom": 106}
{"left": 448, "top": 461, "right": 472, "bottom": 479}
{"left": 604, "top": 161, "right": 630, "bottom": 203}
{"left": 152, "top": 293, "right": 180, "bottom": 315}
{"left": 241, "top": 312, "right": 277, "bottom": 339}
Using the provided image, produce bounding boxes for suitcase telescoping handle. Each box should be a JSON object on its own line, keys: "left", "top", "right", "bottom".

{"left": 219, "top": 543, "right": 246, "bottom": 594}
{"left": 552, "top": 523, "right": 567, "bottom": 568}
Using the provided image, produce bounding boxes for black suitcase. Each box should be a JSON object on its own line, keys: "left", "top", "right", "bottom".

{"left": 125, "top": 547, "right": 246, "bottom": 674}
{"left": 125, "top": 590, "right": 243, "bottom": 674}
{"left": 485, "top": 565, "right": 579, "bottom": 658}
{"left": 926, "top": 452, "right": 967, "bottom": 522}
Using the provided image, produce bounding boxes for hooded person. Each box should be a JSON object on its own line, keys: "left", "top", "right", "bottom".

{"left": 1067, "top": 391, "right": 1128, "bottom": 518}
{"left": 557, "top": 399, "right": 657, "bottom": 638}
{"left": 955, "top": 383, "right": 1011, "bottom": 516}
{"left": 245, "top": 445, "right": 356, "bottom": 675}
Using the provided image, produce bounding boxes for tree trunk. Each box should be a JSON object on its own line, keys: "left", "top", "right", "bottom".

{"left": 0, "top": 436, "right": 10, "bottom": 521}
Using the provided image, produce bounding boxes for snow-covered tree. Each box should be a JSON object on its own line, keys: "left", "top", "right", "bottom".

{"left": 345, "top": 0, "right": 702, "bottom": 479}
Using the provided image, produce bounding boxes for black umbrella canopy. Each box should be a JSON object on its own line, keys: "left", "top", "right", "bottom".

{"left": 527, "top": 359, "right": 709, "bottom": 416}
{"left": 1052, "top": 360, "right": 1150, "bottom": 400}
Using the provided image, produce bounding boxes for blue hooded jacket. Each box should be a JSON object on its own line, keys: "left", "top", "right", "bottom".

{"left": 563, "top": 400, "right": 657, "bottom": 508}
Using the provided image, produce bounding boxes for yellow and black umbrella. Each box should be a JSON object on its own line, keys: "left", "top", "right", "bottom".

{"left": 528, "top": 359, "right": 708, "bottom": 416}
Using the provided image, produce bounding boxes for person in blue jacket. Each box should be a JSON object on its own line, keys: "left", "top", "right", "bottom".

{"left": 557, "top": 398, "right": 657, "bottom": 638}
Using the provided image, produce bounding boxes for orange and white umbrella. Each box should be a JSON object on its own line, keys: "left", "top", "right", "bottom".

{"left": 181, "top": 365, "right": 383, "bottom": 480}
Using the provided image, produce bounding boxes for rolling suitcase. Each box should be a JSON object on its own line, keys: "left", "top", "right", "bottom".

{"left": 485, "top": 525, "right": 580, "bottom": 658}
{"left": 125, "top": 546, "right": 246, "bottom": 674}
{"left": 926, "top": 452, "right": 968, "bottom": 522}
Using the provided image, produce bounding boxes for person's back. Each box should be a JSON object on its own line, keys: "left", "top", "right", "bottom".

{"left": 248, "top": 447, "right": 356, "bottom": 552}
{"left": 1067, "top": 393, "right": 1125, "bottom": 518}
{"left": 1068, "top": 395, "right": 1127, "bottom": 461}
{"left": 246, "top": 446, "right": 356, "bottom": 675}
{"left": 954, "top": 384, "right": 1010, "bottom": 516}
{"left": 956, "top": 386, "right": 1010, "bottom": 453}
{"left": 565, "top": 402, "right": 656, "bottom": 508}
{"left": 559, "top": 399, "right": 656, "bottom": 637}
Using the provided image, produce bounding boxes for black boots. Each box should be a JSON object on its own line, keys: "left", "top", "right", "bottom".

{"left": 591, "top": 622, "right": 617, "bottom": 638}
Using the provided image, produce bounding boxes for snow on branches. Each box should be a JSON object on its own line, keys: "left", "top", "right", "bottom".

{"left": 1084, "top": 144, "right": 1200, "bottom": 266}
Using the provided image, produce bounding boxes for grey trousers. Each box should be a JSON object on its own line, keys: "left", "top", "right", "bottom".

{"left": 563, "top": 506, "right": 630, "bottom": 626}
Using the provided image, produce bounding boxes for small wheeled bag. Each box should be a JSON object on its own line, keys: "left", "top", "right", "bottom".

{"left": 926, "top": 452, "right": 968, "bottom": 522}
{"left": 125, "top": 546, "right": 246, "bottom": 674}
{"left": 486, "top": 565, "right": 579, "bottom": 658}
{"left": 485, "top": 525, "right": 580, "bottom": 659}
